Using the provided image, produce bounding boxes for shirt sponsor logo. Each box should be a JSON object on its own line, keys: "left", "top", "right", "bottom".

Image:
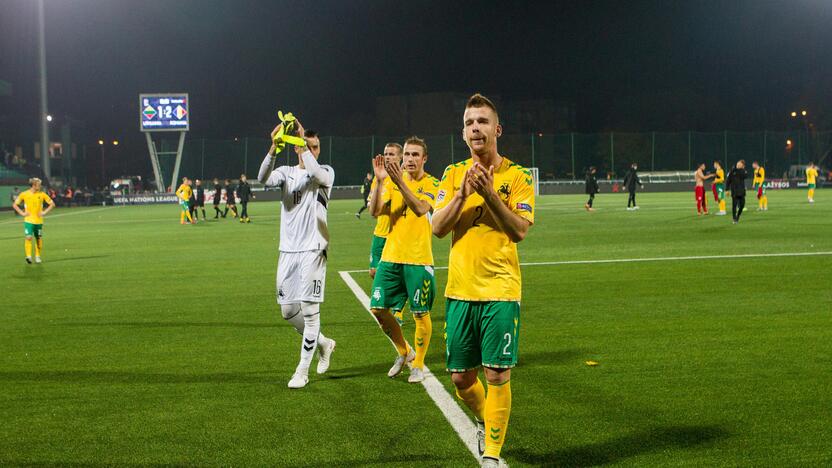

{"left": 516, "top": 202, "right": 532, "bottom": 213}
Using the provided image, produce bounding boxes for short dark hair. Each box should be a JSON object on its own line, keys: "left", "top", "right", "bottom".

{"left": 384, "top": 142, "right": 403, "bottom": 152}
{"left": 304, "top": 129, "right": 318, "bottom": 139}
{"left": 403, "top": 136, "right": 428, "bottom": 155}
{"left": 466, "top": 93, "right": 499, "bottom": 118}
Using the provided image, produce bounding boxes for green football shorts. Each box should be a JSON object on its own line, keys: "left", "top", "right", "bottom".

{"left": 23, "top": 222, "right": 43, "bottom": 238}
{"left": 370, "top": 261, "right": 435, "bottom": 314}
{"left": 369, "top": 235, "right": 386, "bottom": 270}
{"left": 808, "top": 183, "right": 816, "bottom": 189}
{"left": 444, "top": 299, "right": 520, "bottom": 372}
{"left": 180, "top": 201, "right": 190, "bottom": 211}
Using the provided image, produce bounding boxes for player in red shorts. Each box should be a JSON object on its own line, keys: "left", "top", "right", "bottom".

{"left": 694, "top": 163, "right": 714, "bottom": 215}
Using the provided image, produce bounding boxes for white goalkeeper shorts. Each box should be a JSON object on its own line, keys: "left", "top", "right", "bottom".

{"left": 277, "top": 250, "right": 327, "bottom": 304}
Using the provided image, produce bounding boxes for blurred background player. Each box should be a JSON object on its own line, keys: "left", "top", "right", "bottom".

{"left": 584, "top": 166, "right": 598, "bottom": 211}
{"left": 368, "top": 137, "right": 438, "bottom": 383}
{"left": 355, "top": 172, "right": 372, "bottom": 219}
{"left": 726, "top": 160, "right": 748, "bottom": 224}
{"left": 175, "top": 177, "right": 194, "bottom": 225}
{"left": 193, "top": 179, "right": 207, "bottom": 221}
{"left": 694, "top": 163, "right": 714, "bottom": 215}
{"left": 623, "top": 162, "right": 643, "bottom": 210}
{"left": 367, "top": 143, "right": 406, "bottom": 324}
{"left": 712, "top": 161, "right": 727, "bottom": 215}
{"left": 212, "top": 178, "right": 223, "bottom": 218}
{"left": 237, "top": 174, "right": 254, "bottom": 223}
{"left": 223, "top": 179, "right": 238, "bottom": 218}
{"left": 752, "top": 161, "right": 768, "bottom": 211}
{"left": 433, "top": 94, "right": 534, "bottom": 466}
{"left": 258, "top": 121, "right": 336, "bottom": 389}
{"left": 13, "top": 177, "right": 55, "bottom": 264}
{"left": 806, "top": 162, "right": 818, "bottom": 203}
{"left": 187, "top": 183, "right": 198, "bottom": 224}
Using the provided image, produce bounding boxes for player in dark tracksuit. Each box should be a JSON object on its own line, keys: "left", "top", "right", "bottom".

{"left": 194, "top": 179, "right": 206, "bottom": 220}
{"left": 725, "top": 160, "right": 748, "bottom": 224}
{"left": 585, "top": 166, "right": 599, "bottom": 211}
{"left": 355, "top": 172, "right": 373, "bottom": 218}
{"left": 187, "top": 189, "right": 198, "bottom": 224}
{"left": 236, "top": 174, "right": 254, "bottom": 223}
{"left": 223, "top": 179, "right": 238, "bottom": 218}
{"left": 212, "top": 178, "right": 223, "bottom": 218}
{"left": 623, "top": 163, "right": 643, "bottom": 210}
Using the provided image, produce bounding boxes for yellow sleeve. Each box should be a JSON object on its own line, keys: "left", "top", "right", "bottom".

{"left": 380, "top": 178, "right": 393, "bottom": 204}
{"left": 760, "top": 168, "right": 765, "bottom": 180}
{"left": 43, "top": 193, "right": 54, "bottom": 205}
{"left": 510, "top": 169, "right": 535, "bottom": 224}
{"left": 434, "top": 165, "right": 455, "bottom": 212}
{"left": 14, "top": 193, "right": 24, "bottom": 206}
{"left": 367, "top": 178, "right": 378, "bottom": 202}
{"left": 419, "top": 176, "right": 440, "bottom": 205}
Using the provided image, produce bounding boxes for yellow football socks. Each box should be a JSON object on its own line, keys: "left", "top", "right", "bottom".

{"left": 809, "top": 189, "right": 815, "bottom": 200}
{"left": 456, "top": 378, "right": 486, "bottom": 421}
{"left": 412, "top": 313, "right": 432, "bottom": 368}
{"left": 762, "top": 195, "right": 768, "bottom": 210}
{"left": 719, "top": 200, "right": 726, "bottom": 213}
{"left": 372, "top": 309, "right": 409, "bottom": 356}
{"left": 35, "top": 238, "right": 42, "bottom": 257}
{"left": 484, "top": 380, "right": 512, "bottom": 460}
{"left": 24, "top": 238, "right": 32, "bottom": 257}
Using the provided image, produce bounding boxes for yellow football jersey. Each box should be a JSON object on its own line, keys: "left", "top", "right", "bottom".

{"left": 368, "top": 177, "right": 392, "bottom": 238}
{"left": 15, "top": 190, "right": 54, "bottom": 224}
{"left": 714, "top": 168, "right": 725, "bottom": 184}
{"left": 753, "top": 167, "right": 765, "bottom": 186}
{"left": 806, "top": 167, "right": 818, "bottom": 184}
{"left": 434, "top": 157, "right": 535, "bottom": 301}
{"left": 380, "top": 173, "right": 439, "bottom": 265}
{"left": 176, "top": 184, "right": 192, "bottom": 202}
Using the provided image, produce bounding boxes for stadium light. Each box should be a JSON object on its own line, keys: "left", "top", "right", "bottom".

{"left": 790, "top": 111, "right": 797, "bottom": 118}
{"left": 98, "top": 139, "right": 104, "bottom": 145}
{"left": 786, "top": 139, "right": 793, "bottom": 148}
{"left": 801, "top": 110, "right": 807, "bottom": 116}
{"left": 46, "top": 114, "right": 53, "bottom": 122}
{"left": 113, "top": 140, "right": 119, "bottom": 146}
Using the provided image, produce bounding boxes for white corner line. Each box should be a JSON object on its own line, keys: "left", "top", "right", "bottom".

{"left": 337, "top": 271, "right": 480, "bottom": 460}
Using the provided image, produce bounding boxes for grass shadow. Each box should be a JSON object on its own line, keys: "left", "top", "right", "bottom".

{"left": 47, "top": 255, "right": 110, "bottom": 263}
{"left": 508, "top": 424, "right": 729, "bottom": 467}
{"left": 0, "top": 370, "right": 282, "bottom": 385}
{"left": 62, "top": 321, "right": 280, "bottom": 329}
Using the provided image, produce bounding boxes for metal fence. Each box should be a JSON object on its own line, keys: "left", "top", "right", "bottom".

{"left": 156, "top": 131, "right": 830, "bottom": 187}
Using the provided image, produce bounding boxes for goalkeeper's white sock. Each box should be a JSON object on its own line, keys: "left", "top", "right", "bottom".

{"left": 297, "top": 302, "right": 322, "bottom": 374}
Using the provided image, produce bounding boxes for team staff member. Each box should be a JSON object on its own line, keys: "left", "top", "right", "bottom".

{"left": 13, "top": 178, "right": 55, "bottom": 263}
{"left": 726, "top": 160, "right": 748, "bottom": 224}
{"left": 193, "top": 179, "right": 207, "bottom": 221}
{"left": 223, "top": 179, "right": 238, "bottom": 218}
{"left": 237, "top": 174, "right": 254, "bottom": 223}
{"left": 584, "top": 166, "right": 598, "bottom": 211}
{"left": 212, "top": 178, "right": 223, "bottom": 218}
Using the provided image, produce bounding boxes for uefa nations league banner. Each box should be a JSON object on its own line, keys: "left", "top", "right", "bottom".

{"left": 112, "top": 193, "right": 180, "bottom": 204}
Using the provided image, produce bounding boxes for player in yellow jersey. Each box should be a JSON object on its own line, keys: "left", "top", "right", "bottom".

{"left": 368, "top": 143, "right": 406, "bottom": 324}
{"left": 752, "top": 161, "right": 768, "bottom": 211}
{"left": 13, "top": 178, "right": 55, "bottom": 264}
{"left": 712, "top": 161, "right": 727, "bottom": 215}
{"left": 368, "top": 137, "right": 439, "bottom": 383}
{"left": 433, "top": 94, "right": 534, "bottom": 466}
{"left": 806, "top": 162, "right": 819, "bottom": 203}
{"left": 175, "top": 177, "right": 195, "bottom": 224}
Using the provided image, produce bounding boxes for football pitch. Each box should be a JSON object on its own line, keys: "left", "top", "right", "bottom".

{"left": 1, "top": 190, "right": 830, "bottom": 467}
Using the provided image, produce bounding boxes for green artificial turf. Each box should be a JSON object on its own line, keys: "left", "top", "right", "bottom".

{"left": 1, "top": 190, "right": 830, "bottom": 467}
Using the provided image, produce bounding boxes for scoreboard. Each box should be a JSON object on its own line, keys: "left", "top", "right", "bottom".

{"left": 140, "top": 93, "right": 189, "bottom": 132}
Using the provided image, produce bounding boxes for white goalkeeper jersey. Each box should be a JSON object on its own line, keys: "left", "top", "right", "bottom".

{"left": 258, "top": 151, "right": 334, "bottom": 252}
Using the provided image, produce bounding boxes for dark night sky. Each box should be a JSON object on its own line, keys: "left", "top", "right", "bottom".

{"left": 3, "top": 0, "right": 832, "bottom": 146}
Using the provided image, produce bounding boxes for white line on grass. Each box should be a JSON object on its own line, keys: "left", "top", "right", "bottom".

{"left": 338, "top": 271, "right": 480, "bottom": 460}
{"left": 0, "top": 207, "right": 112, "bottom": 225}
{"left": 340, "top": 251, "right": 832, "bottom": 274}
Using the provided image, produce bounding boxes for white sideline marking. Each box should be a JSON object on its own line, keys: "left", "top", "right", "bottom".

{"left": 340, "top": 251, "right": 832, "bottom": 274}
{"left": 338, "top": 271, "right": 480, "bottom": 460}
{"left": 0, "top": 207, "right": 112, "bottom": 225}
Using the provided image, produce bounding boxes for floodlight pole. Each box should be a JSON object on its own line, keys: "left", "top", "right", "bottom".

{"left": 37, "top": 0, "right": 51, "bottom": 183}
{"left": 145, "top": 133, "right": 165, "bottom": 192}
{"left": 169, "top": 131, "right": 187, "bottom": 191}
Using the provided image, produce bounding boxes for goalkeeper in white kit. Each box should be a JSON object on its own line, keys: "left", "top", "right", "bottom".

{"left": 258, "top": 120, "right": 336, "bottom": 389}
